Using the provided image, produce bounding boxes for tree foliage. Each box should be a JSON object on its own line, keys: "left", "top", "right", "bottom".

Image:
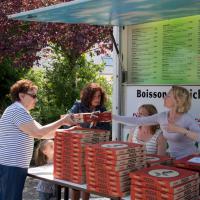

{"left": 0, "top": 0, "right": 112, "bottom": 68}
{"left": 0, "top": 58, "right": 28, "bottom": 113}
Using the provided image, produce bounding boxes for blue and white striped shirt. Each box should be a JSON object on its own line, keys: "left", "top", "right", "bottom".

{"left": 0, "top": 102, "right": 34, "bottom": 168}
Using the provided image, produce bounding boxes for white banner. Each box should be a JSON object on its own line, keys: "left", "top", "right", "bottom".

{"left": 122, "top": 85, "right": 200, "bottom": 140}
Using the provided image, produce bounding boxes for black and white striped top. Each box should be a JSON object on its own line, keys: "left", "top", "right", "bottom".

{"left": 0, "top": 102, "right": 34, "bottom": 168}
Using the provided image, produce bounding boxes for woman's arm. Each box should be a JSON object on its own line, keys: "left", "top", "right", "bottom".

{"left": 112, "top": 114, "right": 160, "bottom": 126}
{"left": 167, "top": 123, "right": 200, "bottom": 142}
{"left": 157, "top": 134, "right": 167, "bottom": 156}
{"left": 19, "top": 114, "right": 75, "bottom": 139}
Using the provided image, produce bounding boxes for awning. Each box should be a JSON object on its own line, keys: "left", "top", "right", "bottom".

{"left": 8, "top": 0, "right": 200, "bottom": 26}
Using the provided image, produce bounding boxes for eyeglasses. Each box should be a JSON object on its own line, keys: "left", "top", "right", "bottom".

{"left": 26, "top": 93, "right": 37, "bottom": 99}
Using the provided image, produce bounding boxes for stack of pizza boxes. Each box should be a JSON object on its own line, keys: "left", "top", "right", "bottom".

{"left": 130, "top": 164, "right": 199, "bottom": 200}
{"left": 85, "top": 141, "right": 146, "bottom": 197}
{"left": 146, "top": 154, "right": 174, "bottom": 167}
{"left": 53, "top": 127, "right": 110, "bottom": 184}
{"left": 173, "top": 154, "right": 200, "bottom": 198}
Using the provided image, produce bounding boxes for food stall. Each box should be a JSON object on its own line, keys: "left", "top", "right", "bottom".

{"left": 8, "top": 1, "right": 200, "bottom": 199}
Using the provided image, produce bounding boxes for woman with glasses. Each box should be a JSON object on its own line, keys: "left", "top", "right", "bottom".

{"left": 113, "top": 85, "right": 200, "bottom": 160}
{"left": 128, "top": 104, "right": 166, "bottom": 155}
{"left": 0, "top": 79, "right": 75, "bottom": 200}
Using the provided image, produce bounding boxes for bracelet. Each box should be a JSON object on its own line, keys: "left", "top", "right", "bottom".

{"left": 184, "top": 130, "right": 190, "bottom": 137}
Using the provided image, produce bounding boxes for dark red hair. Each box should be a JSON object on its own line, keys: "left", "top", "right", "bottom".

{"left": 80, "top": 83, "right": 107, "bottom": 108}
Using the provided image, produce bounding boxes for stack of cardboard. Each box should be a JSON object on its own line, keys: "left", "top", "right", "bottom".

{"left": 173, "top": 154, "right": 200, "bottom": 198}
{"left": 130, "top": 165, "right": 199, "bottom": 200}
{"left": 53, "top": 127, "right": 110, "bottom": 184}
{"left": 85, "top": 141, "right": 146, "bottom": 197}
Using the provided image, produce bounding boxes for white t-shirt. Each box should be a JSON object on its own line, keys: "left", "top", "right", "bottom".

{"left": 0, "top": 102, "right": 34, "bottom": 168}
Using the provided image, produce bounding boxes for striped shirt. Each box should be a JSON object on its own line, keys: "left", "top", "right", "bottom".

{"left": 0, "top": 102, "right": 34, "bottom": 168}
{"left": 132, "top": 127, "right": 162, "bottom": 154}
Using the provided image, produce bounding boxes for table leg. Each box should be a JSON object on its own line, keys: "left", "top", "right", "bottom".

{"left": 71, "top": 189, "right": 80, "bottom": 200}
{"left": 64, "top": 187, "right": 69, "bottom": 200}
{"left": 55, "top": 185, "right": 62, "bottom": 200}
{"left": 82, "top": 191, "right": 90, "bottom": 200}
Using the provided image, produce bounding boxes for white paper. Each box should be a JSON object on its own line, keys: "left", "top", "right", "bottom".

{"left": 188, "top": 157, "right": 200, "bottom": 164}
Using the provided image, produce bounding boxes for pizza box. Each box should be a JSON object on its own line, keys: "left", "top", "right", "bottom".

{"left": 130, "top": 165, "right": 199, "bottom": 188}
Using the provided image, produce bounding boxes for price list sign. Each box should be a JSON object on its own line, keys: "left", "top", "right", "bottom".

{"left": 127, "top": 15, "right": 200, "bottom": 84}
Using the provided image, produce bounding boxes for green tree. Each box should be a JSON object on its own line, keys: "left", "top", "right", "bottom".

{"left": 1, "top": 0, "right": 112, "bottom": 68}
{"left": 0, "top": 59, "right": 28, "bottom": 114}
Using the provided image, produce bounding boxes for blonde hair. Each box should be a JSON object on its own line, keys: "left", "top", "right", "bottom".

{"left": 171, "top": 85, "right": 191, "bottom": 113}
{"left": 139, "top": 104, "right": 159, "bottom": 134}
{"left": 34, "top": 140, "right": 53, "bottom": 166}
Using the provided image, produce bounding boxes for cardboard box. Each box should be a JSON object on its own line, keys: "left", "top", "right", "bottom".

{"left": 130, "top": 165, "right": 199, "bottom": 188}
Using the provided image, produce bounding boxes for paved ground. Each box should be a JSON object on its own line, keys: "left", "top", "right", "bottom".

{"left": 23, "top": 177, "right": 39, "bottom": 200}
{"left": 23, "top": 177, "right": 110, "bottom": 200}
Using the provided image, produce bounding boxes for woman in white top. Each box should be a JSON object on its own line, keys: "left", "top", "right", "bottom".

{"left": 128, "top": 104, "right": 167, "bottom": 155}
{"left": 0, "top": 79, "right": 75, "bottom": 200}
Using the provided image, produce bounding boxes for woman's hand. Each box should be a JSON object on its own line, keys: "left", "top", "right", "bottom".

{"left": 62, "top": 114, "right": 77, "bottom": 126}
{"left": 166, "top": 123, "right": 182, "bottom": 133}
{"left": 90, "top": 111, "right": 100, "bottom": 121}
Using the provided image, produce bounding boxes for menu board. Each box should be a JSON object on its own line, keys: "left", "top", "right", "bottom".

{"left": 127, "top": 15, "right": 200, "bottom": 84}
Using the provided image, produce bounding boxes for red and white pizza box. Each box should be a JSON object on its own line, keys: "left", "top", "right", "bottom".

{"left": 86, "top": 167, "right": 131, "bottom": 178}
{"left": 146, "top": 154, "right": 174, "bottom": 167}
{"left": 85, "top": 155, "right": 146, "bottom": 167}
{"left": 98, "top": 112, "right": 112, "bottom": 122}
{"left": 54, "top": 163, "right": 83, "bottom": 171}
{"left": 87, "top": 179, "right": 130, "bottom": 192}
{"left": 85, "top": 142, "right": 145, "bottom": 155}
{"left": 73, "top": 112, "right": 112, "bottom": 123}
{"left": 85, "top": 160, "right": 144, "bottom": 171}
{"left": 55, "top": 146, "right": 85, "bottom": 154}
{"left": 130, "top": 165, "right": 199, "bottom": 188}
{"left": 53, "top": 173, "right": 85, "bottom": 184}
{"left": 173, "top": 154, "right": 200, "bottom": 171}
{"left": 131, "top": 183, "right": 199, "bottom": 199}
{"left": 87, "top": 173, "right": 129, "bottom": 183}
{"left": 85, "top": 164, "right": 136, "bottom": 176}
{"left": 54, "top": 169, "right": 85, "bottom": 178}
{"left": 131, "top": 178, "right": 199, "bottom": 194}
{"left": 131, "top": 190, "right": 199, "bottom": 200}
{"left": 85, "top": 151, "right": 144, "bottom": 161}
{"left": 56, "top": 127, "right": 110, "bottom": 138}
